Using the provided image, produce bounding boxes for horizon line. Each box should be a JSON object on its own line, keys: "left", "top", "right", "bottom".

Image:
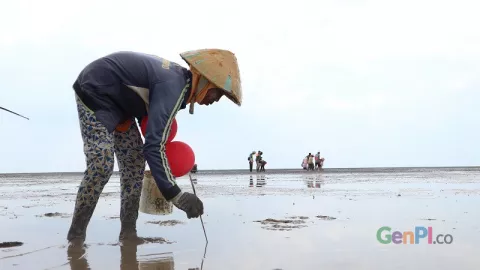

{"left": 1, "top": 165, "right": 479, "bottom": 175}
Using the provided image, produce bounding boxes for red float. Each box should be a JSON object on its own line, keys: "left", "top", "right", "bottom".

{"left": 168, "top": 119, "right": 177, "bottom": 143}
{"left": 140, "top": 116, "right": 177, "bottom": 143}
{"left": 140, "top": 117, "right": 147, "bottom": 135}
{"left": 165, "top": 141, "right": 195, "bottom": 177}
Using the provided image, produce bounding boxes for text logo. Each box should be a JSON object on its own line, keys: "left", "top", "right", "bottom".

{"left": 377, "top": 226, "right": 453, "bottom": 244}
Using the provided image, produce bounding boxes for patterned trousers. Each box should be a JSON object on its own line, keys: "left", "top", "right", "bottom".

{"left": 67, "top": 95, "right": 145, "bottom": 241}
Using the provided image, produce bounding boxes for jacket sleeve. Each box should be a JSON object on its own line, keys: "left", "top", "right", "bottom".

{"left": 143, "top": 78, "right": 190, "bottom": 201}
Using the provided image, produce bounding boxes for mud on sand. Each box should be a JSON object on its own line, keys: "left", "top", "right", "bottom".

{"left": 254, "top": 215, "right": 337, "bottom": 231}
{"left": 36, "top": 212, "right": 71, "bottom": 218}
{"left": 0, "top": 242, "right": 23, "bottom": 248}
{"left": 316, "top": 215, "right": 336, "bottom": 220}
{"left": 139, "top": 237, "right": 174, "bottom": 244}
{"left": 96, "top": 237, "right": 174, "bottom": 246}
{"left": 2, "top": 169, "right": 480, "bottom": 269}
{"left": 254, "top": 217, "right": 309, "bottom": 231}
{"left": 146, "top": 220, "right": 185, "bottom": 226}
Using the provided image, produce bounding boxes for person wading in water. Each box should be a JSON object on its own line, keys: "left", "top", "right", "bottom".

{"left": 307, "top": 153, "right": 315, "bottom": 170}
{"left": 67, "top": 49, "right": 242, "bottom": 246}
{"left": 255, "top": 151, "right": 263, "bottom": 172}
{"left": 248, "top": 151, "right": 256, "bottom": 172}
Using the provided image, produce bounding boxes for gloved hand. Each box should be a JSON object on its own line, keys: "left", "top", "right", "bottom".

{"left": 171, "top": 191, "right": 204, "bottom": 218}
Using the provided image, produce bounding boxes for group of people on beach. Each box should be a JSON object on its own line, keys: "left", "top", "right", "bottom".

{"left": 248, "top": 150, "right": 267, "bottom": 172}
{"left": 302, "top": 152, "right": 325, "bottom": 171}
{"left": 246, "top": 150, "right": 325, "bottom": 172}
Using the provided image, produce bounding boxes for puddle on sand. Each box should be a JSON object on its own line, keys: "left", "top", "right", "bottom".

{"left": 2, "top": 171, "right": 480, "bottom": 269}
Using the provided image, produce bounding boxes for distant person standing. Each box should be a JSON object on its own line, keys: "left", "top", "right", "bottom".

{"left": 260, "top": 160, "right": 267, "bottom": 172}
{"left": 302, "top": 156, "right": 308, "bottom": 170}
{"left": 190, "top": 164, "right": 198, "bottom": 173}
{"left": 307, "top": 153, "right": 315, "bottom": 171}
{"left": 315, "top": 152, "right": 325, "bottom": 170}
{"left": 315, "top": 152, "right": 321, "bottom": 170}
{"left": 248, "top": 151, "right": 256, "bottom": 172}
{"left": 255, "top": 151, "right": 263, "bottom": 172}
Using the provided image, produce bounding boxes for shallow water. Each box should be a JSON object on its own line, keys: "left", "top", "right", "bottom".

{"left": 1, "top": 169, "right": 480, "bottom": 269}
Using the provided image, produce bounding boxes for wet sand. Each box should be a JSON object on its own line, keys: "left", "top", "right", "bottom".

{"left": 1, "top": 168, "right": 480, "bottom": 269}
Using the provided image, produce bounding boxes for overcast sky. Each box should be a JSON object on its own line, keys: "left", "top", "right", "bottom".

{"left": 1, "top": 0, "right": 479, "bottom": 173}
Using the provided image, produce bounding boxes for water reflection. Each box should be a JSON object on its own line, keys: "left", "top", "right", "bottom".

{"left": 189, "top": 172, "right": 198, "bottom": 185}
{"left": 304, "top": 174, "right": 324, "bottom": 189}
{"left": 121, "top": 244, "right": 174, "bottom": 270}
{"left": 249, "top": 174, "right": 266, "bottom": 187}
{"left": 256, "top": 174, "right": 266, "bottom": 187}
{"left": 306, "top": 180, "right": 321, "bottom": 188}
{"left": 66, "top": 242, "right": 176, "bottom": 270}
{"left": 67, "top": 244, "right": 89, "bottom": 270}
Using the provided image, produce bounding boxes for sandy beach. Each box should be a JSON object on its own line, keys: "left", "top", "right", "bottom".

{"left": 1, "top": 167, "right": 480, "bottom": 269}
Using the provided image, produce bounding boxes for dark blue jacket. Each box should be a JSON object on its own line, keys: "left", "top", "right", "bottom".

{"left": 73, "top": 51, "right": 192, "bottom": 200}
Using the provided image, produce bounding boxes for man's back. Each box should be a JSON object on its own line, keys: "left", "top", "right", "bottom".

{"left": 77, "top": 51, "right": 188, "bottom": 93}
{"left": 73, "top": 51, "right": 191, "bottom": 132}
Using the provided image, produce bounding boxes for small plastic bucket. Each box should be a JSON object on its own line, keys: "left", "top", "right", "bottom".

{"left": 139, "top": 170, "right": 173, "bottom": 215}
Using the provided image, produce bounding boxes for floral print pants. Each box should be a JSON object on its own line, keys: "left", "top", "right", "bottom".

{"left": 67, "top": 95, "right": 145, "bottom": 241}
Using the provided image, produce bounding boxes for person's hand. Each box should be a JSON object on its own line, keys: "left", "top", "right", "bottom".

{"left": 171, "top": 192, "right": 204, "bottom": 218}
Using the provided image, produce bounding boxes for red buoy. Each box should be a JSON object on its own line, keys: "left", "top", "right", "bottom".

{"left": 165, "top": 141, "right": 195, "bottom": 177}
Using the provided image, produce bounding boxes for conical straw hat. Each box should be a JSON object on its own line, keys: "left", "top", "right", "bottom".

{"left": 180, "top": 49, "right": 242, "bottom": 106}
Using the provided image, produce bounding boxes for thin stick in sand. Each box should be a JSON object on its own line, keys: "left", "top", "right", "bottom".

{"left": 188, "top": 173, "right": 208, "bottom": 244}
